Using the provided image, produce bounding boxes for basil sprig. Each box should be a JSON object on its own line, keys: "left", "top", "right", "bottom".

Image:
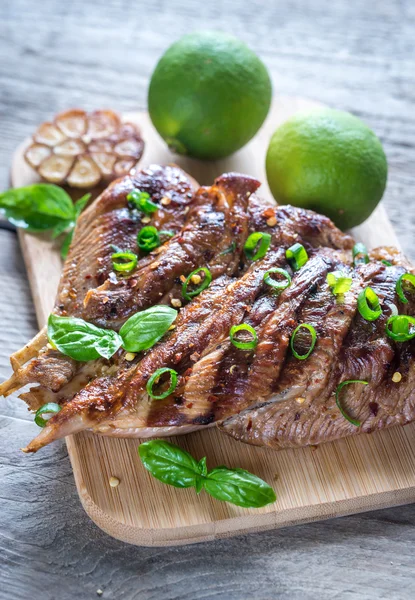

{"left": 47, "top": 305, "right": 178, "bottom": 362}
{"left": 0, "top": 183, "right": 90, "bottom": 259}
{"left": 48, "top": 314, "right": 123, "bottom": 361}
{"left": 138, "top": 440, "right": 277, "bottom": 509}
{"left": 119, "top": 306, "right": 177, "bottom": 352}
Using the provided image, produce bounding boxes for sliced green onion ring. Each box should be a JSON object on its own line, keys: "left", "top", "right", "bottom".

{"left": 244, "top": 232, "right": 271, "bottom": 261}
{"left": 34, "top": 402, "right": 61, "bottom": 428}
{"left": 357, "top": 287, "right": 382, "bottom": 321}
{"left": 286, "top": 243, "right": 308, "bottom": 271}
{"left": 396, "top": 273, "right": 415, "bottom": 304}
{"left": 137, "top": 226, "right": 161, "bottom": 252}
{"left": 230, "top": 323, "right": 258, "bottom": 350}
{"left": 327, "top": 270, "right": 353, "bottom": 295}
{"left": 263, "top": 268, "right": 292, "bottom": 292}
{"left": 335, "top": 380, "right": 368, "bottom": 427}
{"left": 353, "top": 243, "right": 369, "bottom": 266}
{"left": 385, "top": 315, "right": 415, "bottom": 342}
{"left": 111, "top": 251, "right": 138, "bottom": 273}
{"left": 290, "top": 323, "right": 317, "bottom": 360}
{"left": 182, "top": 267, "right": 212, "bottom": 301}
{"left": 381, "top": 260, "right": 392, "bottom": 266}
{"left": 146, "top": 367, "right": 178, "bottom": 400}
{"left": 127, "top": 190, "right": 158, "bottom": 214}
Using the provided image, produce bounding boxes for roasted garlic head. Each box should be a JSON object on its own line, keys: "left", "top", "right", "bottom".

{"left": 24, "top": 109, "right": 145, "bottom": 189}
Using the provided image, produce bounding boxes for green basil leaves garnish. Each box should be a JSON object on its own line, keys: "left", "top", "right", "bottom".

{"left": 138, "top": 440, "right": 277, "bottom": 508}
{"left": 0, "top": 184, "right": 90, "bottom": 259}
{"left": 119, "top": 306, "right": 177, "bottom": 353}
{"left": 47, "top": 305, "right": 178, "bottom": 361}
{"left": 47, "top": 314, "right": 123, "bottom": 361}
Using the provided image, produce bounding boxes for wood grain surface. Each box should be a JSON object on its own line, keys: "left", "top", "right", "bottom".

{"left": 1, "top": 0, "right": 414, "bottom": 598}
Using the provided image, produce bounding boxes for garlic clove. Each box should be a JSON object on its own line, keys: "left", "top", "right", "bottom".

{"left": 67, "top": 155, "right": 101, "bottom": 188}
{"left": 87, "top": 110, "right": 121, "bottom": 140}
{"left": 88, "top": 139, "right": 114, "bottom": 153}
{"left": 55, "top": 109, "right": 88, "bottom": 138}
{"left": 24, "top": 144, "right": 52, "bottom": 168}
{"left": 90, "top": 152, "right": 117, "bottom": 177}
{"left": 33, "top": 122, "right": 66, "bottom": 147}
{"left": 38, "top": 154, "right": 74, "bottom": 183}
{"left": 114, "top": 138, "right": 145, "bottom": 159}
{"left": 54, "top": 139, "right": 86, "bottom": 156}
{"left": 113, "top": 159, "right": 136, "bottom": 177}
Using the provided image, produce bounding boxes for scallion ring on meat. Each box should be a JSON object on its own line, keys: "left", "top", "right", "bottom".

{"left": 352, "top": 242, "right": 369, "bottom": 266}
{"left": 146, "top": 367, "right": 178, "bottom": 400}
{"left": 385, "top": 315, "right": 415, "bottom": 342}
{"left": 127, "top": 190, "right": 158, "bottom": 214}
{"left": 244, "top": 232, "right": 271, "bottom": 261}
{"left": 263, "top": 268, "right": 291, "bottom": 292}
{"left": 335, "top": 380, "right": 368, "bottom": 427}
{"left": 381, "top": 260, "right": 392, "bottom": 266}
{"left": 229, "top": 323, "right": 258, "bottom": 351}
{"left": 111, "top": 251, "right": 138, "bottom": 273}
{"left": 34, "top": 402, "right": 61, "bottom": 428}
{"left": 327, "top": 270, "right": 353, "bottom": 295}
{"left": 290, "top": 323, "right": 317, "bottom": 360}
{"left": 182, "top": 267, "right": 212, "bottom": 301}
{"left": 137, "top": 226, "right": 161, "bottom": 252}
{"left": 357, "top": 287, "right": 382, "bottom": 321}
{"left": 285, "top": 243, "right": 308, "bottom": 271}
{"left": 396, "top": 273, "right": 415, "bottom": 304}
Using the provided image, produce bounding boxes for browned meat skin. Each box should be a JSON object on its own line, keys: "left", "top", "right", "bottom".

{"left": 220, "top": 261, "right": 415, "bottom": 449}
{"left": 82, "top": 173, "right": 260, "bottom": 328}
{"left": 0, "top": 165, "right": 199, "bottom": 399}
{"left": 21, "top": 199, "right": 356, "bottom": 452}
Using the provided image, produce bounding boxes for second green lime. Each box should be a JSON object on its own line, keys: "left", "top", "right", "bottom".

{"left": 148, "top": 32, "right": 272, "bottom": 160}
{"left": 266, "top": 109, "right": 388, "bottom": 229}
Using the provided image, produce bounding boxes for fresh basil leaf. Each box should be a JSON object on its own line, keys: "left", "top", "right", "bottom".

{"left": 57, "top": 194, "right": 91, "bottom": 259}
{"left": 60, "top": 229, "right": 74, "bottom": 260}
{"left": 203, "top": 467, "right": 277, "bottom": 508}
{"left": 47, "top": 314, "right": 122, "bottom": 361}
{"left": 119, "top": 306, "right": 177, "bottom": 353}
{"left": 138, "top": 440, "right": 202, "bottom": 488}
{"left": 74, "top": 193, "right": 91, "bottom": 217}
{"left": 0, "top": 184, "right": 75, "bottom": 231}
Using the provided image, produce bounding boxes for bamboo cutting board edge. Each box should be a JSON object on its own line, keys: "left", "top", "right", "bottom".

{"left": 10, "top": 95, "right": 415, "bottom": 547}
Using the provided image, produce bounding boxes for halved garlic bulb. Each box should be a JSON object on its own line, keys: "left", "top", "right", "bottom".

{"left": 24, "top": 109, "right": 144, "bottom": 189}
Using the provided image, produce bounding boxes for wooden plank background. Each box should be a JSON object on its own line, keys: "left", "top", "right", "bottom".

{"left": 0, "top": 0, "right": 414, "bottom": 598}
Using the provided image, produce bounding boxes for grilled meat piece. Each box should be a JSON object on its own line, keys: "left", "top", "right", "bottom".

{"left": 21, "top": 203, "right": 355, "bottom": 452}
{"left": 221, "top": 254, "right": 415, "bottom": 449}
{"left": 0, "top": 164, "right": 199, "bottom": 399}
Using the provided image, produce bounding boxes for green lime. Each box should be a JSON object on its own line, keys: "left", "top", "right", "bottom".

{"left": 148, "top": 32, "right": 272, "bottom": 160}
{"left": 265, "top": 108, "right": 388, "bottom": 229}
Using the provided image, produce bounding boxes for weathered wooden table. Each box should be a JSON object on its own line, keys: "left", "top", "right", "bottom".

{"left": 1, "top": 1, "right": 414, "bottom": 598}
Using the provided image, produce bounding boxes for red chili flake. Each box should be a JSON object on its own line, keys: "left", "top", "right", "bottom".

{"left": 85, "top": 274, "right": 92, "bottom": 280}
{"left": 186, "top": 402, "right": 193, "bottom": 409}
{"left": 208, "top": 395, "right": 218, "bottom": 403}
{"left": 262, "top": 207, "right": 275, "bottom": 219}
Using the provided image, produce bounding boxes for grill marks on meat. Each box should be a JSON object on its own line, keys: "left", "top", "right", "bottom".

{"left": 221, "top": 260, "right": 415, "bottom": 449}
{"left": 0, "top": 165, "right": 199, "bottom": 399}
{"left": 82, "top": 173, "right": 260, "bottom": 327}
{"left": 21, "top": 202, "right": 356, "bottom": 452}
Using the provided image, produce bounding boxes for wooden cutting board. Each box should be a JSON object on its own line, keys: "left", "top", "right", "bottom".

{"left": 10, "top": 96, "right": 415, "bottom": 546}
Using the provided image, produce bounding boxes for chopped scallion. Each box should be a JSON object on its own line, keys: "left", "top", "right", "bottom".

{"left": 327, "top": 270, "right": 353, "bottom": 295}
{"left": 396, "top": 273, "right": 415, "bottom": 304}
{"left": 263, "top": 268, "right": 291, "bottom": 292}
{"left": 127, "top": 190, "right": 158, "bottom": 214}
{"left": 229, "top": 323, "right": 258, "bottom": 351}
{"left": 290, "top": 323, "right": 317, "bottom": 360}
{"left": 146, "top": 367, "right": 178, "bottom": 400}
{"left": 385, "top": 315, "right": 415, "bottom": 342}
{"left": 285, "top": 243, "right": 308, "bottom": 271}
{"left": 182, "top": 267, "right": 212, "bottom": 301}
{"left": 111, "top": 250, "right": 138, "bottom": 273}
{"left": 244, "top": 232, "right": 271, "bottom": 261}
{"left": 137, "top": 226, "right": 161, "bottom": 252}
{"left": 353, "top": 243, "right": 369, "bottom": 266}
{"left": 357, "top": 287, "right": 382, "bottom": 321}
{"left": 34, "top": 402, "right": 61, "bottom": 428}
{"left": 335, "top": 380, "right": 368, "bottom": 426}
